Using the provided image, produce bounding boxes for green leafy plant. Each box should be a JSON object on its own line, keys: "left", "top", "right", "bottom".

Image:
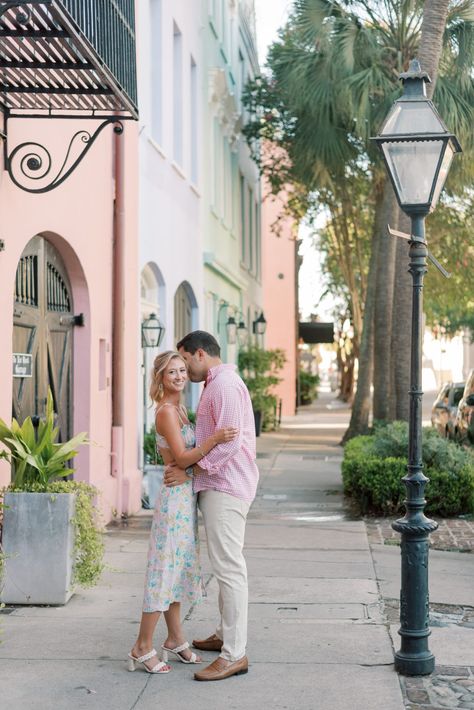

{"left": 299, "top": 370, "right": 320, "bottom": 405}
{"left": 342, "top": 423, "right": 474, "bottom": 517}
{"left": 0, "top": 390, "right": 104, "bottom": 588}
{"left": 143, "top": 426, "right": 164, "bottom": 466}
{"left": 238, "top": 346, "right": 286, "bottom": 431}
{"left": 0, "top": 390, "right": 88, "bottom": 487}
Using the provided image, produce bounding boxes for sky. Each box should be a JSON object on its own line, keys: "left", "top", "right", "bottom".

{"left": 254, "top": 0, "right": 291, "bottom": 66}
{"left": 254, "top": 0, "right": 335, "bottom": 321}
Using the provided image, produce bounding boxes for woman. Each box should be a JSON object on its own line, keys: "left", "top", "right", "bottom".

{"left": 128, "top": 351, "right": 237, "bottom": 674}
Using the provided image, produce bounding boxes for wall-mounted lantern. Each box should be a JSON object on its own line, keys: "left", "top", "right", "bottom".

{"left": 141, "top": 313, "right": 165, "bottom": 348}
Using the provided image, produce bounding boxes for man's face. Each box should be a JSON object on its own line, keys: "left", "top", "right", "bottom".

{"left": 178, "top": 347, "right": 207, "bottom": 383}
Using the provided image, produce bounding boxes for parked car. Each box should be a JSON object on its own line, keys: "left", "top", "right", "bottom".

{"left": 431, "top": 381, "right": 465, "bottom": 439}
{"left": 454, "top": 369, "right": 474, "bottom": 445}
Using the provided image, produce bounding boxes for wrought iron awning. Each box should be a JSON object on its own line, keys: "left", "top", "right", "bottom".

{"left": 0, "top": 1, "right": 138, "bottom": 117}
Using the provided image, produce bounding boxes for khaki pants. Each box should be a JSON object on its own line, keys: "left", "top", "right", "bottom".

{"left": 198, "top": 490, "right": 250, "bottom": 662}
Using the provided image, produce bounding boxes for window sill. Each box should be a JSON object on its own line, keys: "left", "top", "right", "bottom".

{"left": 171, "top": 161, "right": 187, "bottom": 180}
{"left": 147, "top": 136, "right": 167, "bottom": 160}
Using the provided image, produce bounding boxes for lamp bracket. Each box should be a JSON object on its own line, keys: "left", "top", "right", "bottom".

{"left": 2, "top": 112, "right": 131, "bottom": 193}
{"left": 387, "top": 224, "right": 450, "bottom": 279}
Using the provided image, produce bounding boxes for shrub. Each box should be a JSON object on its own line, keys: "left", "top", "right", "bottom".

{"left": 299, "top": 371, "right": 320, "bottom": 405}
{"left": 342, "top": 422, "right": 474, "bottom": 517}
{"left": 238, "top": 345, "right": 286, "bottom": 431}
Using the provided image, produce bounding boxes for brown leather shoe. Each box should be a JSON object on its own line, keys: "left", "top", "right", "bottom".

{"left": 194, "top": 655, "right": 248, "bottom": 682}
{"left": 192, "top": 634, "right": 223, "bottom": 652}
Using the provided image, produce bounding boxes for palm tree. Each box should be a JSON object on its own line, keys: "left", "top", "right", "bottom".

{"left": 244, "top": 0, "right": 474, "bottom": 433}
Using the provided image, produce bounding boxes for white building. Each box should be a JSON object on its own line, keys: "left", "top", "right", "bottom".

{"left": 137, "top": 0, "right": 204, "bottom": 448}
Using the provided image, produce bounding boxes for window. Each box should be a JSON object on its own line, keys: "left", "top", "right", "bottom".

{"left": 173, "top": 21, "right": 183, "bottom": 165}
{"left": 255, "top": 199, "right": 261, "bottom": 280}
{"left": 238, "top": 49, "right": 245, "bottom": 110}
{"left": 247, "top": 185, "right": 254, "bottom": 272}
{"left": 240, "top": 173, "right": 246, "bottom": 263}
{"left": 190, "top": 56, "right": 198, "bottom": 184}
{"left": 150, "top": 0, "right": 162, "bottom": 143}
{"left": 224, "top": 140, "right": 232, "bottom": 227}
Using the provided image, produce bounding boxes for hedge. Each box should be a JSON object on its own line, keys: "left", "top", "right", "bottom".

{"left": 342, "top": 423, "right": 474, "bottom": 517}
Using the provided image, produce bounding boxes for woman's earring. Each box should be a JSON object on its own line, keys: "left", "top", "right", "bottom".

{"left": 158, "top": 383, "right": 163, "bottom": 395}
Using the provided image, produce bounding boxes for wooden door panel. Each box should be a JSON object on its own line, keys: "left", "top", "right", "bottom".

{"left": 13, "top": 237, "right": 73, "bottom": 443}
{"left": 47, "top": 328, "right": 71, "bottom": 441}
{"left": 12, "top": 323, "right": 38, "bottom": 423}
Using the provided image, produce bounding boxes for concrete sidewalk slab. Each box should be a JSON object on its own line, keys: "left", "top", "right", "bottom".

{"left": 244, "top": 522, "right": 370, "bottom": 551}
{"left": 371, "top": 544, "right": 474, "bottom": 606}
{"left": 249, "top": 575, "right": 379, "bottom": 604}
{"left": 245, "top": 556, "right": 376, "bottom": 579}
{"left": 389, "top": 624, "right": 474, "bottom": 666}
{"left": 132, "top": 664, "right": 404, "bottom": 710}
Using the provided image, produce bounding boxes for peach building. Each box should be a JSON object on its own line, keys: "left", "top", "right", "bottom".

{"left": 0, "top": 2, "right": 141, "bottom": 520}
{"left": 261, "top": 188, "right": 298, "bottom": 416}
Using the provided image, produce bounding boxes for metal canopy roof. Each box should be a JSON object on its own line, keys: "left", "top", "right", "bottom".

{"left": 299, "top": 322, "right": 335, "bottom": 344}
{"left": 0, "top": 1, "right": 138, "bottom": 118}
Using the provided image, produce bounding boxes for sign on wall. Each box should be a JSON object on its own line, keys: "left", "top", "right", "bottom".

{"left": 13, "top": 353, "right": 33, "bottom": 378}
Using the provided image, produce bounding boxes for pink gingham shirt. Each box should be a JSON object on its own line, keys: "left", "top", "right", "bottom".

{"left": 194, "top": 363, "right": 259, "bottom": 503}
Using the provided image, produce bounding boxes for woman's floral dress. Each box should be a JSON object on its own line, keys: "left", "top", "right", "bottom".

{"left": 142, "top": 412, "right": 202, "bottom": 613}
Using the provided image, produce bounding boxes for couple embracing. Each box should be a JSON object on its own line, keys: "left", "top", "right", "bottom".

{"left": 128, "top": 330, "right": 259, "bottom": 681}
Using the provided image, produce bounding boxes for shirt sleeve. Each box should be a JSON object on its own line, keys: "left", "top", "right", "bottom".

{"left": 198, "top": 381, "right": 244, "bottom": 475}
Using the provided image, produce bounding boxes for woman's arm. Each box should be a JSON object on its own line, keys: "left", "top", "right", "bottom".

{"left": 155, "top": 407, "right": 237, "bottom": 469}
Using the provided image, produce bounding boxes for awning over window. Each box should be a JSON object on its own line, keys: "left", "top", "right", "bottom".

{"left": 299, "top": 322, "right": 334, "bottom": 344}
{"left": 0, "top": 1, "right": 138, "bottom": 117}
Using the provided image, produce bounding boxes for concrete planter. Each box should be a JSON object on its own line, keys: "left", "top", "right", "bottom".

{"left": 143, "top": 464, "right": 164, "bottom": 510}
{"left": 0, "top": 492, "right": 76, "bottom": 605}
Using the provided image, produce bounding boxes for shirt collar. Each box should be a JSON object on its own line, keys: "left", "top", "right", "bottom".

{"left": 205, "top": 363, "right": 237, "bottom": 386}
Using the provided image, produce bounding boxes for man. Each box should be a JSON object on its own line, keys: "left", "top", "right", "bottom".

{"left": 163, "top": 330, "right": 259, "bottom": 681}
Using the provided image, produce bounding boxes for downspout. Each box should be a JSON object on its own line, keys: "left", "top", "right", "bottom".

{"left": 111, "top": 123, "right": 125, "bottom": 517}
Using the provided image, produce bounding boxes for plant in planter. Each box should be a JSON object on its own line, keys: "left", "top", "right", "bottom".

{"left": 0, "top": 391, "right": 104, "bottom": 605}
{"left": 299, "top": 370, "right": 320, "bottom": 405}
{"left": 238, "top": 346, "right": 286, "bottom": 434}
{"left": 142, "top": 425, "right": 164, "bottom": 510}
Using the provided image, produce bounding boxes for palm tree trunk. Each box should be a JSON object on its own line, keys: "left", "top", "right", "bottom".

{"left": 342, "top": 182, "right": 385, "bottom": 442}
{"left": 391, "top": 210, "right": 412, "bottom": 421}
{"left": 389, "top": 0, "right": 451, "bottom": 419}
{"left": 419, "top": 0, "right": 451, "bottom": 98}
{"left": 373, "top": 182, "right": 399, "bottom": 421}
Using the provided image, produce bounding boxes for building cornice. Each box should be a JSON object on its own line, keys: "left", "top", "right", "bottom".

{"left": 203, "top": 251, "right": 248, "bottom": 291}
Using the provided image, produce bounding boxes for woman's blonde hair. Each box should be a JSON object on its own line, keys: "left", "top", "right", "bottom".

{"left": 149, "top": 350, "right": 187, "bottom": 404}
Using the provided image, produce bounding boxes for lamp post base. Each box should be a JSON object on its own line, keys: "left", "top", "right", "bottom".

{"left": 395, "top": 650, "right": 435, "bottom": 676}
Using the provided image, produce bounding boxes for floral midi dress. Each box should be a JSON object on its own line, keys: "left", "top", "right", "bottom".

{"left": 142, "top": 410, "right": 202, "bottom": 613}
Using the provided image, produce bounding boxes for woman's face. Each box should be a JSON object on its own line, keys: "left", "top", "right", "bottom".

{"left": 161, "top": 357, "right": 188, "bottom": 394}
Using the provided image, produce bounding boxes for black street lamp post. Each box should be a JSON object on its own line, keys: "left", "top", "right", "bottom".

{"left": 141, "top": 313, "right": 165, "bottom": 465}
{"left": 374, "top": 59, "right": 461, "bottom": 676}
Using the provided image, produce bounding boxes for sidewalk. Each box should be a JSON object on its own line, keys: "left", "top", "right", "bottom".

{"left": 0, "top": 393, "right": 472, "bottom": 709}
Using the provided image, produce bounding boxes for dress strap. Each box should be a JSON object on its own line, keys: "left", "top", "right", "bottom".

{"left": 156, "top": 402, "right": 188, "bottom": 427}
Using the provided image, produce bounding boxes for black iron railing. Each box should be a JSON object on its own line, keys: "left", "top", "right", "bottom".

{"left": 60, "top": 0, "right": 137, "bottom": 108}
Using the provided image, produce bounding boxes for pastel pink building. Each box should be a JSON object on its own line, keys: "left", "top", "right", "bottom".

{"left": 262, "top": 187, "right": 298, "bottom": 417}
{"left": 0, "top": 2, "right": 141, "bottom": 521}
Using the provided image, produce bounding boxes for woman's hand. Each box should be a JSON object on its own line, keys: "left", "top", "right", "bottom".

{"left": 214, "top": 427, "right": 239, "bottom": 444}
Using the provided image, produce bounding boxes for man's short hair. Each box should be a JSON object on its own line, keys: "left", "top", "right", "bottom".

{"left": 177, "top": 330, "right": 221, "bottom": 357}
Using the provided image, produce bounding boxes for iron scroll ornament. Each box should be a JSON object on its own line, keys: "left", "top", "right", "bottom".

{"left": 5, "top": 118, "right": 124, "bottom": 193}
{"left": 0, "top": 2, "right": 33, "bottom": 23}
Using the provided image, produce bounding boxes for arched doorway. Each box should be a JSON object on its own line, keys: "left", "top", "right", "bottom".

{"left": 174, "top": 281, "right": 198, "bottom": 409}
{"left": 12, "top": 236, "right": 74, "bottom": 442}
{"left": 140, "top": 263, "right": 166, "bottom": 465}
